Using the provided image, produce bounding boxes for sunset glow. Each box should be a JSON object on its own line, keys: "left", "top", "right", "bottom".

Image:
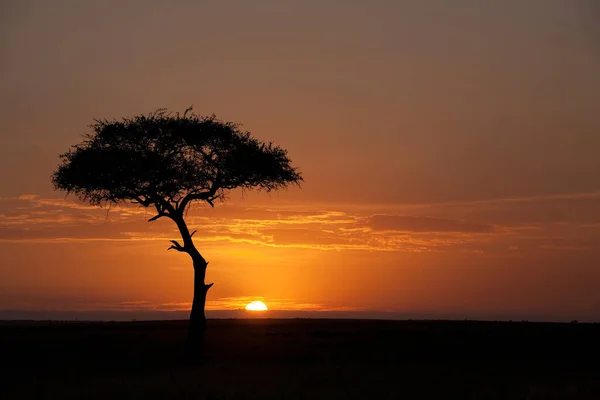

{"left": 245, "top": 301, "right": 268, "bottom": 311}
{"left": 1, "top": 1, "right": 600, "bottom": 323}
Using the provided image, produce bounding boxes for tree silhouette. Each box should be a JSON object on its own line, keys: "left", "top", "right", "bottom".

{"left": 51, "top": 108, "right": 302, "bottom": 351}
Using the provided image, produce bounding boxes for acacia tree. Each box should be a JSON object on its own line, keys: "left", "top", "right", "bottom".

{"left": 52, "top": 108, "right": 302, "bottom": 346}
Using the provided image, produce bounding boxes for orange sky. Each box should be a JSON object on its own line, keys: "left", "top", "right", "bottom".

{"left": 1, "top": 0, "right": 600, "bottom": 321}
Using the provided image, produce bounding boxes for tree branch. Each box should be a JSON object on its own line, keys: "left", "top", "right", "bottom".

{"left": 157, "top": 196, "right": 177, "bottom": 216}
{"left": 133, "top": 195, "right": 152, "bottom": 207}
{"left": 190, "top": 230, "right": 197, "bottom": 237}
{"left": 174, "top": 197, "right": 182, "bottom": 209}
{"left": 178, "top": 180, "right": 220, "bottom": 212}
{"left": 148, "top": 213, "right": 166, "bottom": 222}
{"left": 167, "top": 240, "right": 186, "bottom": 252}
{"left": 153, "top": 201, "right": 163, "bottom": 215}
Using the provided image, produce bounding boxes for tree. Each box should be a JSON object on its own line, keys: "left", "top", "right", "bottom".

{"left": 51, "top": 108, "right": 302, "bottom": 352}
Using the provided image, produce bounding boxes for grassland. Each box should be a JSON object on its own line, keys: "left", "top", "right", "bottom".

{"left": 2, "top": 319, "right": 599, "bottom": 399}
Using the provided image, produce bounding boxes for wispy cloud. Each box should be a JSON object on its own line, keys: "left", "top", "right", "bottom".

{"left": 369, "top": 215, "right": 494, "bottom": 233}
{"left": 2, "top": 192, "right": 600, "bottom": 254}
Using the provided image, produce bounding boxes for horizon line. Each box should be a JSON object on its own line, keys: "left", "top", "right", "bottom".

{"left": 0, "top": 309, "right": 596, "bottom": 324}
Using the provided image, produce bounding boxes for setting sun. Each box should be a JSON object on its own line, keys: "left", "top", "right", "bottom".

{"left": 245, "top": 301, "right": 268, "bottom": 311}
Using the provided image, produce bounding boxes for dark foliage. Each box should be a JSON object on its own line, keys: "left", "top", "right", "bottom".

{"left": 52, "top": 108, "right": 302, "bottom": 218}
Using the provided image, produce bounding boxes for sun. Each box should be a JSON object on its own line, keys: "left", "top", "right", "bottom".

{"left": 245, "top": 301, "right": 268, "bottom": 311}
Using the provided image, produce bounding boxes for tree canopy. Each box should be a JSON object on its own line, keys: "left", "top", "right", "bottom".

{"left": 52, "top": 108, "right": 302, "bottom": 220}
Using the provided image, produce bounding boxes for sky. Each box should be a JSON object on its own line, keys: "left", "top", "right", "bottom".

{"left": 1, "top": 0, "right": 600, "bottom": 322}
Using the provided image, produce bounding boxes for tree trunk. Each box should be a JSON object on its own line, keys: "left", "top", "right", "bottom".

{"left": 190, "top": 259, "right": 208, "bottom": 330}
{"left": 187, "top": 254, "right": 212, "bottom": 357}
{"left": 171, "top": 215, "right": 213, "bottom": 359}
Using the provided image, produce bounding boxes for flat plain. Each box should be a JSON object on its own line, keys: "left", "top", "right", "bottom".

{"left": 2, "top": 319, "right": 599, "bottom": 399}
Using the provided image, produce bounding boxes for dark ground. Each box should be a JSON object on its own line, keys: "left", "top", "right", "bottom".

{"left": 1, "top": 319, "right": 599, "bottom": 399}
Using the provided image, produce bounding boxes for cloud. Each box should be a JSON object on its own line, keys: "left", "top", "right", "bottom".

{"left": 369, "top": 215, "right": 494, "bottom": 233}
{"left": 2, "top": 192, "right": 599, "bottom": 254}
{"left": 17, "top": 194, "right": 40, "bottom": 201}
{"left": 411, "top": 191, "right": 600, "bottom": 208}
